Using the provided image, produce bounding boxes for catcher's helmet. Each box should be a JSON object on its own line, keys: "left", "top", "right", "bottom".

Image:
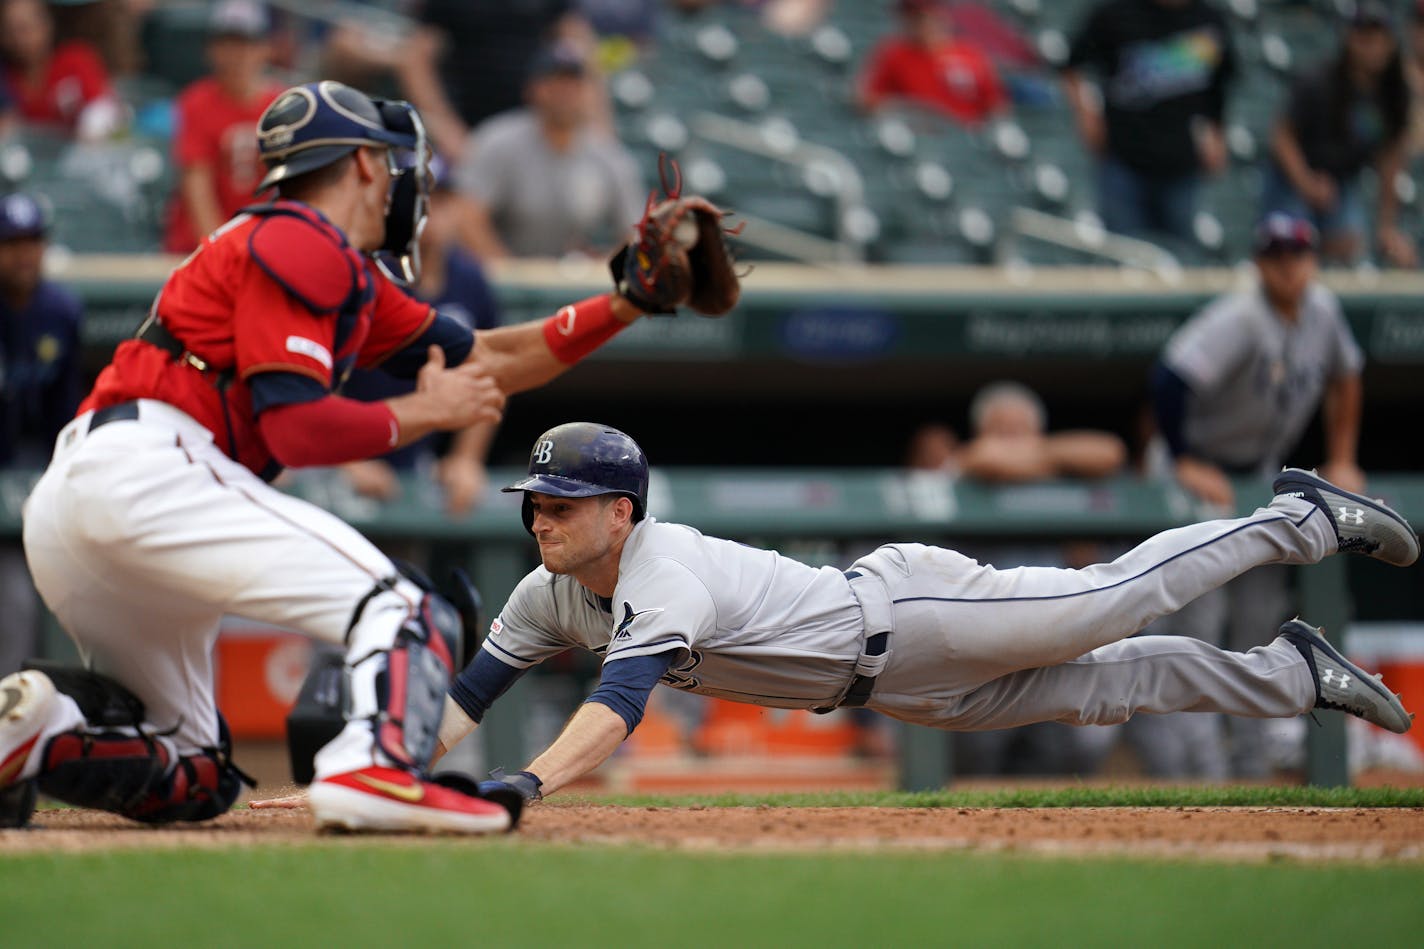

{"left": 256, "top": 80, "right": 431, "bottom": 284}
{"left": 503, "top": 423, "right": 649, "bottom": 534}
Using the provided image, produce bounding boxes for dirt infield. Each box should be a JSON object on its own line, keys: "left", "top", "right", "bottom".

{"left": 5, "top": 802, "right": 1422, "bottom": 862}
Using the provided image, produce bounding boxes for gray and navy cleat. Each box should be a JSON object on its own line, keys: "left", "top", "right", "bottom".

{"left": 1279, "top": 619, "right": 1414, "bottom": 734}
{"left": 1273, "top": 467, "right": 1419, "bottom": 567}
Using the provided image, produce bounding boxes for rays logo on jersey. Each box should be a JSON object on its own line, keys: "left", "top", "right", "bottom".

{"left": 614, "top": 602, "right": 664, "bottom": 641}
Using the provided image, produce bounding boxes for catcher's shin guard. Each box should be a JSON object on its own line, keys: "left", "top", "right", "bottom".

{"left": 293, "top": 570, "right": 472, "bottom": 781}
{"left": 370, "top": 600, "right": 455, "bottom": 769}
{"left": 21, "top": 662, "right": 254, "bottom": 823}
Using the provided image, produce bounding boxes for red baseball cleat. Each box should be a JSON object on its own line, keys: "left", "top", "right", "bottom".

{"left": 309, "top": 766, "right": 511, "bottom": 834}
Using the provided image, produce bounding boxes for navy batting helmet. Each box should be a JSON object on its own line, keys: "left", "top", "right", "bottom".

{"left": 503, "top": 423, "right": 649, "bottom": 534}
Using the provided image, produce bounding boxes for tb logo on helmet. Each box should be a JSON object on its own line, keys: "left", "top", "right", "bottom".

{"left": 503, "top": 423, "right": 651, "bottom": 534}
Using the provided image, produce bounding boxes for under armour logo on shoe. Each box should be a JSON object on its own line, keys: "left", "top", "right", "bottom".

{"left": 1321, "top": 669, "right": 1352, "bottom": 690}
{"left": 1336, "top": 506, "right": 1366, "bottom": 526}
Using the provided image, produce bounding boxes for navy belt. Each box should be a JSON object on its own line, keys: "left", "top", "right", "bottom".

{"left": 88, "top": 401, "right": 140, "bottom": 432}
{"left": 813, "top": 570, "right": 889, "bottom": 713}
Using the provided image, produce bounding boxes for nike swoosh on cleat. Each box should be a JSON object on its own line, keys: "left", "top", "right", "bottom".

{"left": 352, "top": 773, "right": 425, "bottom": 803}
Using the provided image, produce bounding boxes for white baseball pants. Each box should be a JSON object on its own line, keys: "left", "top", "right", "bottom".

{"left": 22, "top": 400, "right": 415, "bottom": 777}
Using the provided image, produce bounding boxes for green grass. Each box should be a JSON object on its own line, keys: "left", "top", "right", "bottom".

{"left": 556, "top": 784, "right": 1424, "bottom": 808}
{"left": 1, "top": 845, "right": 1421, "bottom": 948}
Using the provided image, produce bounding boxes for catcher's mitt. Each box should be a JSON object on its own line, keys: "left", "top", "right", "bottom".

{"left": 610, "top": 156, "right": 741, "bottom": 316}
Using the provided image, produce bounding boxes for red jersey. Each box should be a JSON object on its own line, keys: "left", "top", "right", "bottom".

{"left": 164, "top": 77, "right": 284, "bottom": 253}
{"left": 4, "top": 41, "right": 113, "bottom": 132}
{"left": 859, "top": 37, "right": 1007, "bottom": 126}
{"left": 82, "top": 201, "right": 435, "bottom": 476}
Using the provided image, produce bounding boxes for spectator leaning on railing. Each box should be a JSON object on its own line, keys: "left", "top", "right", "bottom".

{"left": 908, "top": 382, "right": 1127, "bottom": 779}
{"left": 0, "top": 0, "right": 121, "bottom": 141}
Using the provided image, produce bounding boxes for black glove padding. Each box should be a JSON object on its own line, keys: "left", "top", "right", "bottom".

{"left": 475, "top": 768, "right": 543, "bottom": 828}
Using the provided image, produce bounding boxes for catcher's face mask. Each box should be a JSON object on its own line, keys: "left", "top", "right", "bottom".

{"left": 372, "top": 99, "right": 431, "bottom": 286}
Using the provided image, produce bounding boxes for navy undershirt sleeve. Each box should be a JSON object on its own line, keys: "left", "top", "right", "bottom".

{"left": 378, "top": 311, "right": 475, "bottom": 378}
{"left": 248, "top": 370, "right": 328, "bottom": 415}
{"left": 1149, "top": 360, "right": 1192, "bottom": 458}
{"left": 585, "top": 653, "right": 677, "bottom": 736}
{"left": 450, "top": 648, "right": 530, "bottom": 724}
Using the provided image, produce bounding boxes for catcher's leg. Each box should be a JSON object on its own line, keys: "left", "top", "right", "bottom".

{"left": 0, "top": 665, "right": 251, "bottom": 825}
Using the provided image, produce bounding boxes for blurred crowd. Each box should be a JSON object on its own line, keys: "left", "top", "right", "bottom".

{"left": 2, "top": 0, "right": 1419, "bottom": 782}
{"left": 0, "top": 1, "right": 1422, "bottom": 268}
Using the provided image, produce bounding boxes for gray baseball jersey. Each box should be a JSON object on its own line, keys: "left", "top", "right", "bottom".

{"left": 1162, "top": 282, "right": 1362, "bottom": 470}
{"left": 483, "top": 517, "right": 865, "bottom": 708}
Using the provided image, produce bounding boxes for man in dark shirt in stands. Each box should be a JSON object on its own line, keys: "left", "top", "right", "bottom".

{"left": 0, "top": 192, "right": 82, "bottom": 675}
{"left": 395, "top": 0, "right": 590, "bottom": 163}
{"left": 1061, "top": 0, "right": 1235, "bottom": 243}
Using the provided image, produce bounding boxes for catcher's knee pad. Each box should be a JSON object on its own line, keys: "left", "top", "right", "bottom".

{"left": 37, "top": 719, "right": 252, "bottom": 823}
{"left": 23, "top": 662, "right": 253, "bottom": 823}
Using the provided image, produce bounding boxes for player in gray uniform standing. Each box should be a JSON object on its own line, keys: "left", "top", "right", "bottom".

{"left": 1143, "top": 212, "right": 1365, "bottom": 778}
{"left": 435, "top": 422, "right": 1416, "bottom": 815}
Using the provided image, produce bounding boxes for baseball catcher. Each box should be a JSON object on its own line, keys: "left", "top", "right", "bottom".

{"left": 0, "top": 81, "right": 739, "bottom": 834}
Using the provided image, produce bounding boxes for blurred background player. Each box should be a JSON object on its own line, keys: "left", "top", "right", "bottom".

{"left": 1141, "top": 213, "right": 1365, "bottom": 778}
{"left": 163, "top": 0, "right": 283, "bottom": 254}
{"left": 0, "top": 192, "right": 82, "bottom": 678}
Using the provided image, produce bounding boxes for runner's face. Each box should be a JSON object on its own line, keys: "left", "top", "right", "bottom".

{"left": 527, "top": 493, "right": 624, "bottom": 575}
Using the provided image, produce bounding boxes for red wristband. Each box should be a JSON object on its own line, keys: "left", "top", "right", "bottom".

{"left": 542, "top": 293, "right": 625, "bottom": 365}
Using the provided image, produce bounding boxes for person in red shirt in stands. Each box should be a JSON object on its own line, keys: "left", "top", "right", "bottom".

{"left": 164, "top": 1, "right": 284, "bottom": 253}
{"left": 857, "top": 0, "right": 1008, "bottom": 126}
{"left": 0, "top": 0, "right": 120, "bottom": 140}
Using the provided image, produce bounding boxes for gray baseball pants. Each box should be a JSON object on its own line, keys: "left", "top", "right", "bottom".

{"left": 856, "top": 495, "right": 1332, "bottom": 730}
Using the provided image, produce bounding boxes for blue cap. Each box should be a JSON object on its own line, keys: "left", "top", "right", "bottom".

{"left": 0, "top": 193, "right": 49, "bottom": 241}
{"left": 1252, "top": 213, "right": 1317, "bottom": 256}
